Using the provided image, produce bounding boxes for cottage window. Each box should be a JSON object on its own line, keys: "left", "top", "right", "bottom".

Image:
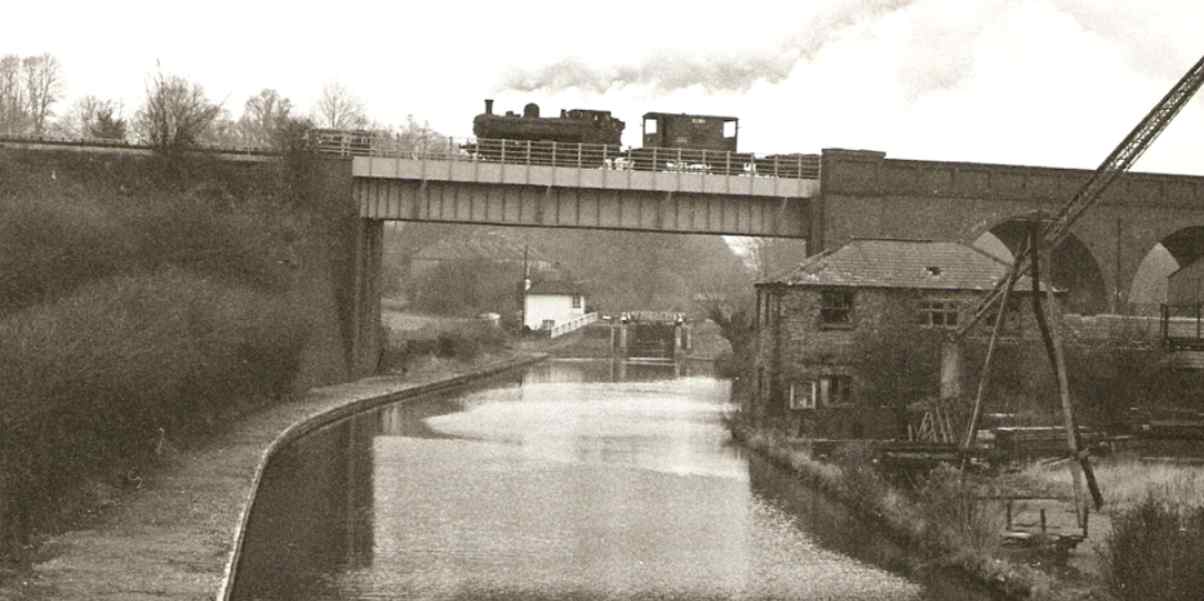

{"left": 819, "top": 290, "right": 853, "bottom": 326}
{"left": 789, "top": 382, "right": 816, "bottom": 410}
{"left": 572, "top": 295, "right": 582, "bottom": 309}
{"left": 817, "top": 375, "right": 853, "bottom": 406}
{"left": 983, "top": 297, "right": 1024, "bottom": 334}
{"left": 541, "top": 319, "right": 555, "bottom": 330}
{"left": 918, "top": 299, "right": 959, "bottom": 328}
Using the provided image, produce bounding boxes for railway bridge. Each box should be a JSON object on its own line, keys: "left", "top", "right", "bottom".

{"left": 7, "top": 135, "right": 1204, "bottom": 377}
{"left": 340, "top": 140, "right": 1204, "bottom": 375}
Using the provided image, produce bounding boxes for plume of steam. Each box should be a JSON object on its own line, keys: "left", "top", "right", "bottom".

{"left": 500, "top": 0, "right": 918, "bottom": 94}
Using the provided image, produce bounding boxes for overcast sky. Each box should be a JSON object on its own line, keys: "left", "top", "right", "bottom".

{"left": 7, "top": 1, "right": 1203, "bottom": 174}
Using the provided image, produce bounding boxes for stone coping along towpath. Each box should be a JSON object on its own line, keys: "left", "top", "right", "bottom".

{"left": 0, "top": 352, "right": 547, "bottom": 601}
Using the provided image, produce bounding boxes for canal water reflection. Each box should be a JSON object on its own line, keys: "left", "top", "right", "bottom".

{"left": 231, "top": 360, "right": 993, "bottom": 601}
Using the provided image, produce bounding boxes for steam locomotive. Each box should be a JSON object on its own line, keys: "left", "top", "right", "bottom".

{"left": 307, "top": 99, "right": 818, "bottom": 178}
{"left": 470, "top": 98, "right": 749, "bottom": 172}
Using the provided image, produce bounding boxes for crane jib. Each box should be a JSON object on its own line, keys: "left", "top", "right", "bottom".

{"left": 953, "top": 53, "right": 1204, "bottom": 341}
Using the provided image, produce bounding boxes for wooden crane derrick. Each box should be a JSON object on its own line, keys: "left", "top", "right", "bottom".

{"left": 945, "top": 54, "right": 1204, "bottom": 530}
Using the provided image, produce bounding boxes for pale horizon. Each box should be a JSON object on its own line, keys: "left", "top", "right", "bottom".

{"left": 6, "top": 1, "right": 1203, "bottom": 174}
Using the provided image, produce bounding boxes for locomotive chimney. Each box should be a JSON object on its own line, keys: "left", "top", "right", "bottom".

{"left": 484, "top": 99, "right": 494, "bottom": 115}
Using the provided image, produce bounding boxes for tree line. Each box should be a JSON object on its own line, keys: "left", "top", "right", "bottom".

{"left": 0, "top": 52, "right": 440, "bottom": 151}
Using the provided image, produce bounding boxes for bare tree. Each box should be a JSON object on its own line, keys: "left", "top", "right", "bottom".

{"left": 745, "top": 237, "right": 809, "bottom": 280}
{"left": 58, "top": 95, "right": 103, "bottom": 138}
{"left": 57, "top": 96, "right": 127, "bottom": 140}
{"left": 313, "top": 82, "right": 367, "bottom": 129}
{"left": 239, "top": 88, "right": 293, "bottom": 147}
{"left": 197, "top": 108, "right": 247, "bottom": 147}
{"left": 133, "top": 69, "right": 221, "bottom": 149}
{"left": 22, "top": 54, "right": 62, "bottom": 136}
{"left": 0, "top": 55, "right": 26, "bottom": 135}
{"left": 91, "top": 104, "right": 127, "bottom": 141}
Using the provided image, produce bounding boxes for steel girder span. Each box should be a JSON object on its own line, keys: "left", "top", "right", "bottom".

{"left": 352, "top": 156, "right": 816, "bottom": 238}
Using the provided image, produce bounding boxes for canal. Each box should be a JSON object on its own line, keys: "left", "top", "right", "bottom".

{"left": 230, "top": 359, "right": 997, "bottom": 601}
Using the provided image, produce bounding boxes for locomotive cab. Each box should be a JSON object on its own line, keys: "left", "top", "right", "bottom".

{"left": 641, "top": 112, "right": 739, "bottom": 152}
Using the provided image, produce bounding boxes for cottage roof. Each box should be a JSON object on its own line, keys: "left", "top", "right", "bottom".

{"left": 528, "top": 279, "right": 584, "bottom": 296}
{"left": 761, "top": 239, "right": 1051, "bottom": 292}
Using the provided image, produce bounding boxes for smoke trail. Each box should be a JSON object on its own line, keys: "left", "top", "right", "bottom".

{"left": 500, "top": 0, "right": 918, "bottom": 93}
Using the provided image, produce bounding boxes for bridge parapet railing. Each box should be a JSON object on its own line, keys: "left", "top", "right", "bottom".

{"left": 309, "top": 130, "right": 820, "bottom": 180}
{"left": 550, "top": 312, "right": 599, "bottom": 339}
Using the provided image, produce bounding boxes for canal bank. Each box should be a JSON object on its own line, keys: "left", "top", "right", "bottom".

{"left": 0, "top": 351, "right": 547, "bottom": 601}
{"left": 728, "top": 422, "right": 1102, "bottom": 601}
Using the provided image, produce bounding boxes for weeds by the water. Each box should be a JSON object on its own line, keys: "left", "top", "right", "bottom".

{"left": 731, "top": 418, "right": 1051, "bottom": 599}
{"left": 1100, "top": 487, "right": 1204, "bottom": 601}
{"left": 379, "top": 320, "right": 510, "bottom": 373}
{"left": 1022, "top": 459, "right": 1204, "bottom": 511}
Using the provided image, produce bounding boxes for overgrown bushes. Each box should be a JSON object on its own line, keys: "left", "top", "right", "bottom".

{"left": 733, "top": 420, "right": 1048, "bottom": 599}
{"left": 1101, "top": 482, "right": 1204, "bottom": 601}
{"left": 379, "top": 320, "right": 510, "bottom": 373}
{"left": 0, "top": 150, "right": 321, "bottom": 557}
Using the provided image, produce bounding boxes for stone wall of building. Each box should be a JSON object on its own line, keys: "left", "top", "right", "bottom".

{"left": 752, "top": 282, "right": 1065, "bottom": 439}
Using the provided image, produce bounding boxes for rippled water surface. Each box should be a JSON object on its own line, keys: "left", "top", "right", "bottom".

{"left": 232, "top": 360, "right": 992, "bottom": 601}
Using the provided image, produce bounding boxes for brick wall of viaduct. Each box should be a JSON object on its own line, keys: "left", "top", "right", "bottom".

{"left": 814, "top": 149, "right": 1204, "bottom": 313}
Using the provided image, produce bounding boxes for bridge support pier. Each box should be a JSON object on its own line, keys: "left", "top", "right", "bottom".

{"left": 349, "top": 218, "right": 383, "bottom": 378}
{"left": 616, "top": 323, "right": 629, "bottom": 357}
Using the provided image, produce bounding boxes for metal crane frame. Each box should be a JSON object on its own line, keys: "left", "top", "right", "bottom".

{"left": 952, "top": 53, "right": 1204, "bottom": 527}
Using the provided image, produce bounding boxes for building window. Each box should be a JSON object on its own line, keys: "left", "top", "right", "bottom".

{"left": 820, "top": 290, "right": 853, "bottom": 326}
{"left": 817, "top": 375, "right": 852, "bottom": 406}
{"left": 792, "top": 375, "right": 853, "bottom": 408}
{"left": 541, "top": 319, "right": 555, "bottom": 330}
{"left": 572, "top": 295, "right": 582, "bottom": 309}
{"left": 918, "top": 299, "right": 959, "bottom": 328}
{"left": 983, "top": 297, "right": 1024, "bottom": 334}
{"left": 789, "top": 382, "right": 816, "bottom": 410}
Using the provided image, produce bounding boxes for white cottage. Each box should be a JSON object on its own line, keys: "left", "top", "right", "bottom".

{"left": 523, "top": 279, "right": 586, "bottom": 332}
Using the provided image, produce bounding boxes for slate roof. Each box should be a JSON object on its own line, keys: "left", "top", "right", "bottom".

{"left": 762, "top": 239, "right": 1049, "bottom": 292}
{"left": 528, "top": 279, "right": 584, "bottom": 296}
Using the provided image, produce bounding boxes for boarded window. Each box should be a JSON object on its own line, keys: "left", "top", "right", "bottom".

{"left": 820, "top": 290, "right": 853, "bottom": 326}
{"left": 793, "top": 376, "right": 852, "bottom": 408}
{"left": 790, "top": 382, "right": 816, "bottom": 410}
{"left": 817, "top": 375, "right": 853, "bottom": 406}
{"left": 918, "top": 299, "right": 959, "bottom": 328}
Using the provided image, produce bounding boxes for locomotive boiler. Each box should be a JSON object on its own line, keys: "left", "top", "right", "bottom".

{"left": 472, "top": 99, "right": 624, "bottom": 146}
{"left": 467, "top": 98, "right": 797, "bottom": 176}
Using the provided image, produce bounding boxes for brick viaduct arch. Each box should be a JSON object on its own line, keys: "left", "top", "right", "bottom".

{"left": 816, "top": 149, "right": 1204, "bottom": 314}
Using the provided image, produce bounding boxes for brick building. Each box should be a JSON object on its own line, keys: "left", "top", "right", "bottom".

{"left": 751, "top": 239, "right": 1059, "bottom": 440}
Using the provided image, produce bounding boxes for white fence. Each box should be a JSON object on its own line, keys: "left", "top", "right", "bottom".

{"left": 550, "top": 312, "right": 599, "bottom": 339}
